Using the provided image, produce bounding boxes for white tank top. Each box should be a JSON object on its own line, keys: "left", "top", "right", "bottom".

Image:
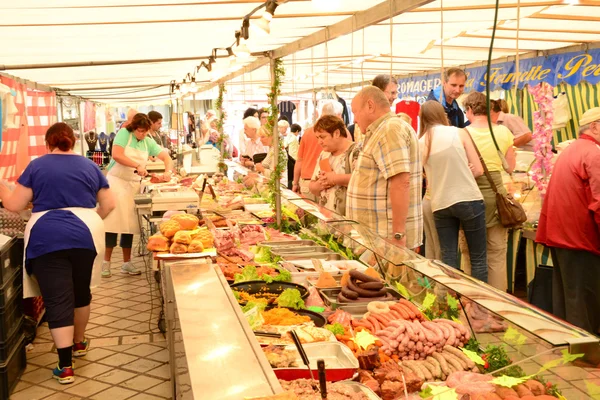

{"left": 420, "top": 125, "right": 483, "bottom": 212}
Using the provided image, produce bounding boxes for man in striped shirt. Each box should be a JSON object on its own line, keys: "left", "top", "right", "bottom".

{"left": 346, "top": 86, "right": 423, "bottom": 249}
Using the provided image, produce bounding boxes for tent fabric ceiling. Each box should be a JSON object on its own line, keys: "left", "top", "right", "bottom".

{"left": 1, "top": 0, "right": 598, "bottom": 104}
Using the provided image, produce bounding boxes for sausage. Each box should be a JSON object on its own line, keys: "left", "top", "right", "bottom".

{"left": 514, "top": 384, "right": 534, "bottom": 398}
{"left": 432, "top": 352, "right": 450, "bottom": 375}
{"left": 337, "top": 293, "right": 354, "bottom": 303}
{"left": 349, "top": 269, "right": 380, "bottom": 283}
{"left": 443, "top": 345, "right": 475, "bottom": 369}
{"left": 372, "top": 313, "right": 389, "bottom": 327}
{"left": 523, "top": 380, "right": 545, "bottom": 396}
{"left": 435, "top": 318, "right": 468, "bottom": 336}
{"left": 348, "top": 278, "right": 388, "bottom": 298}
{"left": 403, "top": 321, "right": 418, "bottom": 341}
{"left": 341, "top": 286, "right": 359, "bottom": 300}
{"left": 494, "top": 387, "right": 519, "bottom": 399}
{"left": 358, "top": 281, "right": 385, "bottom": 290}
{"left": 435, "top": 321, "right": 450, "bottom": 340}
{"left": 419, "top": 359, "right": 437, "bottom": 379}
{"left": 426, "top": 356, "right": 442, "bottom": 378}
{"left": 399, "top": 303, "right": 417, "bottom": 320}
{"left": 443, "top": 352, "right": 465, "bottom": 372}
{"left": 410, "top": 360, "right": 433, "bottom": 381}
{"left": 443, "top": 351, "right": 468, "bottom": 370}
{"left": 390, "top": 304, "right": 410, "bottom": 319}
{"left": 388, "top": 310, "right": 402, "bottom": 319}
{"left": 399, "top": 299, "right": 422, "bottom": 319}
{"left": 401, "top": 362, "right": 425, "bottom": 380}
{"left": 368, "top": 316, "right": 382, "bottom": 331}
{"left": 422, "top": 321, "right": 444, "bottom": 343}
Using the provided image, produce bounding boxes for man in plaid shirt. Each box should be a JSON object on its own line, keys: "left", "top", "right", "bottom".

{"left": 347, "top": 86, "right": 423, "bottom": 249}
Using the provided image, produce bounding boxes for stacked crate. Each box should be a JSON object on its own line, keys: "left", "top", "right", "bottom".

{"left": 0, "top": 237, "right": 26, "bottom": 398}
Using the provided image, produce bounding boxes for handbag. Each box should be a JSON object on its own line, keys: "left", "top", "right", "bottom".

{"left": 466, "top": 129, "right": 527, "bottom": 228}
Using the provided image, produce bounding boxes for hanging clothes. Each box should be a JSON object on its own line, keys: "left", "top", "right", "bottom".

{"left": 336, "top": 95, "right": 350, "bottom": 125}
{"left": 278, "top": 101, "right": 296, "bottom": 123}
{"left": 552, "top": 92, "right": 571, "bottom": 130}
{"left": 395, "top": 100, "right": 420, "bottom": 132}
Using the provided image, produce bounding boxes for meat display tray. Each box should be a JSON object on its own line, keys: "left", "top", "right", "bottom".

{"left": 260, "top": 240, "right": 316, "bottom": 248}
{"left": 339, "top": 381, "right": 381, "bottom": 400}
{"left": 273, "top": 342, "right": 358, "bottom": 382}
{"left": 318, "top": 288, "right": 400, "bottom": 310}
{"left": 271, "top": 246, "right": 333, "bottom": 256}
{"left": 281, "top": 253, "right": 343, "bottom": 262}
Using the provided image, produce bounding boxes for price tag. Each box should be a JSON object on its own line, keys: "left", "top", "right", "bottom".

{"left": 446, "top": 294, "right": 458, "bottom": 311}
{"left": 461, "top": 348, "right": 485, "bottom": 365}
{"left": 491, "top": 375, "right": 530, "bottom": 388}
{"left": 421, "top": 292, "right": 436, "bottom": 311}
{"left": 395, "top": 282, "right": 410, "bottom": 298}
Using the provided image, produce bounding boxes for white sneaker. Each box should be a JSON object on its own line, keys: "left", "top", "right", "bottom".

{"left": 121, "top": 262, "right": 141, "bottom": 275}
{"left": 101, "top": 261, "right": 111, "bottom": 278}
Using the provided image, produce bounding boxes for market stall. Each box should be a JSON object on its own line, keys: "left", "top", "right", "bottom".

{"left": 143, "top": 161, "right": 599, "bottom": 400}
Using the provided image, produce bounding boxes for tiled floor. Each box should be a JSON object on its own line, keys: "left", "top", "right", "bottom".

{"left": 11, "top": 248, "right": 172, "bottom": 400}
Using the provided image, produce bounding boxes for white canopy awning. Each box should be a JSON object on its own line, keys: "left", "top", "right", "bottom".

{"left": 2, "top": 0, "right": 598, "bottom": 103}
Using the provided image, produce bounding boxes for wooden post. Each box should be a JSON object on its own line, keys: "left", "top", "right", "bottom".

{"left": 270, "top": 57, "right": 282, "bottom": 227}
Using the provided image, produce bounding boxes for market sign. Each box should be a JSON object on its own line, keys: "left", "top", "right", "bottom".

{"left": 397, "top": 48, "right": 600, "bottom": 97}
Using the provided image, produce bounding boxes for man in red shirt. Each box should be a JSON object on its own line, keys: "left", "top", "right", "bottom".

{"left": 536, "top": 107, "right": 600, "bottom": 334}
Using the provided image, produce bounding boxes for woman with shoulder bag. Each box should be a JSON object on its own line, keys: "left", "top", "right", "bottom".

{"left": 419, "top": 101, "right": 488, "bottom": 282}
{"left": 461, "top": 92, "right": 516, "bottom": 291}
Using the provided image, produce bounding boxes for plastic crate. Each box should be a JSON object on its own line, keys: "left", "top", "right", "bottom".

{"left": 0, "top": 237, "right": 22, "bottom": 288}
{"left": 0, "top": 286, "right": 23, "bottom": 341}
{"left": 0, "top": 318, "right": 22, "bottom": 364}
{"left": 0, "top": 268, "right": 22, "bottom": 309}
{"left": 0, "top": 335, "right": 26, "bottom": 400}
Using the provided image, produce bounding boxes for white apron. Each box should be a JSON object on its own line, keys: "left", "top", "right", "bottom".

{"left": 23, "top": 208, "right": 106, "bottom": 298}
{"left": 103, "top": 134, "right": 149, "bottom": 235}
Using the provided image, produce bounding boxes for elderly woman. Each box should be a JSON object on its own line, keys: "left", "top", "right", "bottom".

{"left": 103, "top": 113, "right": 173, "bottom": 277}
{"left": 254, "top": 125, "right": 287, "bottom": 178}
{"left": 308, "top": 115, "right": 359, "bottom": 215}
{"left": 460, "top": 92, "right": 516, "bottom": 291}
{"left": 0, "top": 123, "right": 116, "bottom": 384}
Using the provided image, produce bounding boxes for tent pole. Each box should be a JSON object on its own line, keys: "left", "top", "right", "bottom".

{"left": 270, "top": 56, "right": 281, "bottom": 228}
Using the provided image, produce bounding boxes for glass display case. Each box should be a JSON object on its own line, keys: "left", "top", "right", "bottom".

{"left": 225, "top": 160, "right": 600, "bottom": 398}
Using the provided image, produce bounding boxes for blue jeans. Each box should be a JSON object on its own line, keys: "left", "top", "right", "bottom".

{"left": 433, "top": 200, "right": 488, "bottom": 282}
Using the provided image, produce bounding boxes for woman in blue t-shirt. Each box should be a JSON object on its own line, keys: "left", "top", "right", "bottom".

{"left": 102, "top": 114, "right": 173, "bottom": 276}
{"left": 0, "top": 123, "right": 116, "bottom": 384}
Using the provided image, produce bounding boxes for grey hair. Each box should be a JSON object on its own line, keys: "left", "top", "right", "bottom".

{"left": 443, "top": 67, "right": 467, "bottom": 82}
{"left": 278, "top": 120, "right": 290, "bottom": 128}
{"left": 355, "top": 86, "right": 390, "bottom": 109}
{"left": 243, "top": 116, "right": 261, "bottom": 130}
{"left": 579, "top": 123, "right": 592, "bottom": 135}
{"left": 321, "top": 100, "right": 344, "bottom": 117}
{"left": 126, "top": 108, "right": 138, "bottom": 120}
{"left": 372, "top": 75, "right": 397, "bottom": 91}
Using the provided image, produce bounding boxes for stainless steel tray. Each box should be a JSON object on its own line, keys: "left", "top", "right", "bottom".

{"left": 282, "top": 253, "right": 343, "bottom": 261}
{"left": 260, "top": 240, "right": 315, "bottom": 248}
{"left": 272, "top": 246, "right": 333, "bottom": 256}
{"left": 340, "top": 381, "right": 382, "bottom": 400}
{"left": 339, "top": 303, "right": 370, "bottom": 318}
{"left": 307, "top": 274, "right": 343, "bottom": 289}
{"left": 319, "top": 288, "right": 400, "bottom": 309}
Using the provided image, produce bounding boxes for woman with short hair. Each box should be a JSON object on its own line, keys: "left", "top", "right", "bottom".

{"left": 309, "top": 115, "right": 359, "bottom": 215}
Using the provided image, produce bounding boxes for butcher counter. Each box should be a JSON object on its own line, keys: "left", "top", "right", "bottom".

{"left": 160, "top": 258, "right": 283, "bottom": 400}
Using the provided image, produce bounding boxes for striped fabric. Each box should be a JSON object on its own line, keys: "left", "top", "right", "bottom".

{"left": 0, "top": 76, "right": 27, "bottom": 181}
{"left": 26, "top": 90, "right": 57, "bottom": 160}
{"left": 505, "top": 82, "right": 600, "bottom": 147}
